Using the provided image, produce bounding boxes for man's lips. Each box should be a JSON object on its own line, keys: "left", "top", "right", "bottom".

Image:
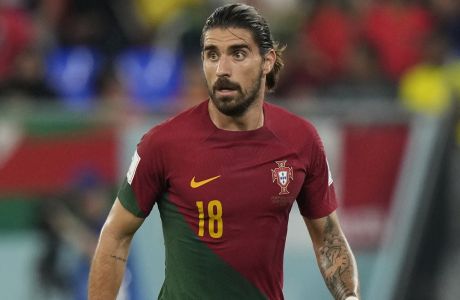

{"left": 213, "top": 78, "right": 240, "bottom": 93}
{"left": 215, "top": 89, "right": 237, "bottom": 96}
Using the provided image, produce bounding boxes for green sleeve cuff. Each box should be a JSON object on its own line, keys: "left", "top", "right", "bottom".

{"left": 117, "top": 178, "right": 145, "bottom": 218}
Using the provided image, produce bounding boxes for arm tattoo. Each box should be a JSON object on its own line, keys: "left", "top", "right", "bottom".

{"left": 318, "top": 216, "right": 357, "bottom": 300}
{"left": 110, "top": 255, "right": 127, "bottom": 263}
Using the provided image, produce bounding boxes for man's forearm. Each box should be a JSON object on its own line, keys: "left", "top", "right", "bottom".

{"left": 88, "top": 228, "right": 133, "bottom": 299}
{"left": 315, "top": 216, "right": 360, "bottom": 300}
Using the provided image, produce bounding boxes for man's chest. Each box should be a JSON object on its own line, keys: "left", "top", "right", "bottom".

{"left": 164, "top": 141, "right": 307, "bottom": 221}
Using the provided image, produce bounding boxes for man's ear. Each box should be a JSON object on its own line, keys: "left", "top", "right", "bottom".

{"left": 263, "top": 49, "right": 276, "bottom": 75}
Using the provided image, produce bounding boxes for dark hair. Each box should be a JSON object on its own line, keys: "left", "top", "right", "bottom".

{"left": 201, "top": 3, "right": 285, "bottom": 92}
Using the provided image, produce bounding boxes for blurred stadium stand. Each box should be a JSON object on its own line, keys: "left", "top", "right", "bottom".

{"left": 115, "top": 47, "right": 183, "bottom": 110}
{"left": 45, "top": 47, "right": 103, "bottom": 109}
{"left": 1, "top": 0, "right": 460, "bottom": 299}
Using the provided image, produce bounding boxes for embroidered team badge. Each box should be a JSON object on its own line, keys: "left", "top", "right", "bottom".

{"left": 271, "top": 160, "right": 294, "bottom": 195}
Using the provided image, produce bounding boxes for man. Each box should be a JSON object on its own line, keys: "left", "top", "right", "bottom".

{"left": 88, "top": 3, "right": 360, "bottom": 300}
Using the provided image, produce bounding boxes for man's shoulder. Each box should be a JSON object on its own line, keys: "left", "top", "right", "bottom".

{"left": 265, "top": 101, "right": 323, "bottom": 161}
{"left": 149, "top": 101, "right": 207, "bottom": 133}
{"left": 265, "top": 101, "right": 318, "bottom": 136}
{"left": 142, "top": 100, "right": 209, "bottom": 144}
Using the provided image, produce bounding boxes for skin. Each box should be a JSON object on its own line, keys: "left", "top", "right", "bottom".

{"left": 88, "top": 26, "right": 360, "bottom": 300}
{"left": 88, "top": 199, "right": 143, "bottom": 299}
{"left": 305, "top": 212, "right": 360, "bottom": 299}
{"left": 202, "top": 27, "right": 275, "bottom": 131}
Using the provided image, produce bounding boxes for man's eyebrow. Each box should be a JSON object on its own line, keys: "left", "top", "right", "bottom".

{"left": 203, "top": 45, "right": 218, "bottom": 52}
{"left": 203, "top": 43, "right": 251, "bottom": 52}
{"left": 228, "top": 44, "right": 251, "bottom": 52}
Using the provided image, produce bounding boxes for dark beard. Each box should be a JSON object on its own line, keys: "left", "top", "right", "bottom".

{"left": 208, "top": 69, "right": 263, "bottom": 117}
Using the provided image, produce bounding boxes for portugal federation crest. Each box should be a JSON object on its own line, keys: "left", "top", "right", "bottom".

{"left": 271, "top": 160, "right": 294, "bottom": 195}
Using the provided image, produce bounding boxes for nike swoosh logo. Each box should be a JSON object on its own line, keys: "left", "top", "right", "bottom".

{"left": 190, "top": 175, "right": 221, "bottom": 188}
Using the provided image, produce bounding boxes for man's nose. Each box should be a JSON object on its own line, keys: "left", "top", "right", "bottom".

{"left": 216, "top": 55, "right": 231, "bottom": 77}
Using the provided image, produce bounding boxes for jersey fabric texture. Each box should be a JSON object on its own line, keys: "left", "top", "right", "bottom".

{"left": 118, "top": 100, "right": 338, "bottom": 300}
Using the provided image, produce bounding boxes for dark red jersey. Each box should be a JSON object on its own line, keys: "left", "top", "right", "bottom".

{"left": 118, "top": 100, "right": 337, "bottom": 300}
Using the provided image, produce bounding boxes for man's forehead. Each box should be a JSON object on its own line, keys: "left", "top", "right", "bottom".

{"left": 203, "top": 27, "right": 255, "bottom": 48}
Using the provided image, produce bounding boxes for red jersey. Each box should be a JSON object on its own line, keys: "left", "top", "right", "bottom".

{"left": 118, "top": 100, "right": 337, "bottom": 299}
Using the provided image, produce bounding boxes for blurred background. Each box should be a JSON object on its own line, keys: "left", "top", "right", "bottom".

{"left": 0, "top": 0, "right": 459, "bottom": 299}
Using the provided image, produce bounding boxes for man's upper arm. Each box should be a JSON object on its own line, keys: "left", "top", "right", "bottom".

{"left": 303, "top": 211, "right": 342, "bottom": 247}
{"left": 102, "top": 198, "right": 145, "bottom": 240}
{"left": 296, "top": 124, "right": 337, "bottom": 219}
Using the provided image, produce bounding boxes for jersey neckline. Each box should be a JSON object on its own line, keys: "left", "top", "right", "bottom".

{"left": 202, "top": 99, "right": 273, "bottom": 139}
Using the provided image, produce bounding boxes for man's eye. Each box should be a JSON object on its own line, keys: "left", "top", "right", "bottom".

{"left": 207, "top": 52, "right": 219, "bottom": 61}
{"left": 234, "top": 50, "right": 246, "bottom": 60}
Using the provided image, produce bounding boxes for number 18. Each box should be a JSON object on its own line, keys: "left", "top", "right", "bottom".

{"left": 196, "top": 200, "right": 223, "bottom": 238}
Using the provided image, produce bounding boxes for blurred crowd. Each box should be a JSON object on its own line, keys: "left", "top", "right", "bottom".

{"left": 0, "top": 0, "right": 459, "bottom": 115}
{"left": 1, "top": 1, "right": 458, "bottom": 299}
{"left": 36, "top": 173, "right": 139, "bottom": 300}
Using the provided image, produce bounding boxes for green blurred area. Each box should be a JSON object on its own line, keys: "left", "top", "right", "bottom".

{"left": 0, "top": 103, "right": 113, "bottom": 138}
{"left": 24, "top": 118, "right": 93, "bottom": 137}
{"left": 0, "top": 108, "right": 115, "bottom": 231}
{"left": 0, "top": 198, "right": 40, "bottom": 231}
{"left": 23, "top": 112, "right": 111, "bottom": 138}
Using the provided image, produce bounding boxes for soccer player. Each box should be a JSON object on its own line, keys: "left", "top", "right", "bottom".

{"left": 88, "top": 3, "right": 360, "bottom": 300}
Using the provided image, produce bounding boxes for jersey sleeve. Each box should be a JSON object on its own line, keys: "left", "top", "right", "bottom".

{"left": 117, "top": 129, "right": 166, "bottom": 218}
{"left": 296, "top": 128, "right": 338, "bottom": 219}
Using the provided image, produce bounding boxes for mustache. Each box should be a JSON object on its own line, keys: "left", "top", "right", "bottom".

{"left": 213, "top": 78, "right": 241, "bottom": 92}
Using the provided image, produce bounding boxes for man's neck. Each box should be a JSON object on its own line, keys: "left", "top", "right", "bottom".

{"left": 208, "top": 99, "right": 264, "bottom": 131}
